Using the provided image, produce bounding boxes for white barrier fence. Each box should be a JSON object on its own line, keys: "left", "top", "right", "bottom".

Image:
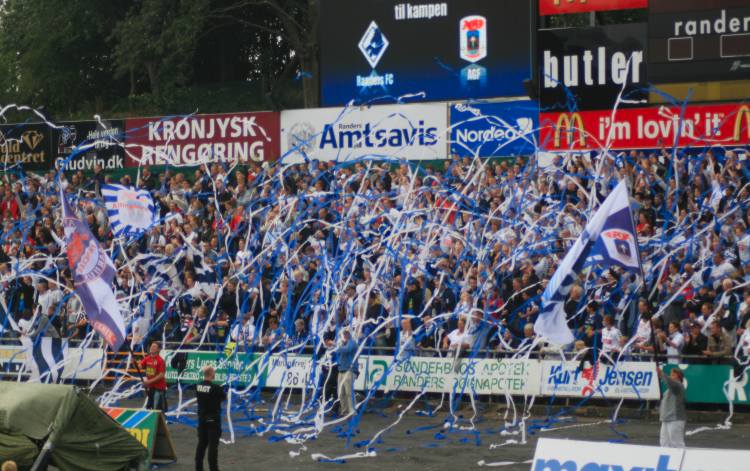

{"left": 163, "top": 350, "right": 661, "bottom": 401}
{"left": 0, "top": 345, "right": 104, "bottom": 381}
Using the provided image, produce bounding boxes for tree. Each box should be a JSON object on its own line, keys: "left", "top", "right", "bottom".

{"left": 111, "top": 0, "right": 211, "bottom": 100}
{"left": 212, "top": 0, "right": 320, "bottom": 108}
{"left": 0, "top": 0, "right": 129, "bottom": 115}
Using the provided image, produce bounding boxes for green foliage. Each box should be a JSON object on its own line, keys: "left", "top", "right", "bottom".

{"left": 0, "top": 0, "right": 311, "bottom": 120}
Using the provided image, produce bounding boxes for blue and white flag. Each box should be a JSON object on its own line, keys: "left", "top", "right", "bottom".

{"left": 101, "top": 184, "right": 157, "bottom": 237}
{"left": 20, "top": 336, "right": 67, "bottom": 383}
{"left": 61, "top": 187, "right": 127, "bottom": 350}
{"left": 535, "top": 181, "right": 641, "bottom": 345}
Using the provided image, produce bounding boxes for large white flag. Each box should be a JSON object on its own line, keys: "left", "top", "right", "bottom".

{"left": 534, "top": 181, "right": 642, "bottom": 345}
{"left": 102, "top": 184, "right": 157, "bottom": 236}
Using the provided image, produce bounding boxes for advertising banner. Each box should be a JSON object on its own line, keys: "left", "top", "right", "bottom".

{"left": 264, "top": 354, "right": 368, "bottom": 391}
{"left": 541, "top": 360, "right": 660, "bottom": 399}
{"left": 0, "top": 123, "right": 54, "bottom": 171}
{"left": 281, "top": 103, "right": 448, "bottom": 162}
{"left": 53, "top": 119, "right": 126, "bottom": 172}
{"left": 539, "top": 23, "right": 647, "bottom": 111}
{"left": 532, "top": 439, "right": 685, "bottom": 471}
{"left": 0, "top": 345, "right": 104, "bottom": 381}
{"left": 124, "top": 112, "right": 280, "bottom": 167}
{"left": 662, "top": 363, "right": 750, "bottom": 405}
{"left": 540, "top": 102, "right": 750, "bottom": 151}
{"left": 649, "top": 0, "right": 750, "bottom": 84}
{"left": 540, "top": 0, "right": 647, "bottom": 16}
{"left": 163, "top": 350, "right": 266, "bottom": 386}
{"left": 367, "top": 355, "right": 541, "bottom": 396}
{"left": 102, "top": 407, "right": 177, "bottom": 464}
{"left": 319, "top": 0, "right": 532, "bottom": 106}
{"left": 449, "top": 101, "right": 538, "bottom": 157}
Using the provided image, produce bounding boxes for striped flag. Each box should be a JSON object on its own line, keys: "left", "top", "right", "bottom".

{"left": 132, "top": 252, "right": 184, "bottom": 291}
{"left": 101, "top": 184, "right": 157, "bottom": 236}
{"left": 19, "top": 337, "right": 67, "bottom": 383}
{"left": 535, "top": 181, "right": 642, "bottom": 345}
{"left": 188, "top": 245, "right": 217, "bottom": 297}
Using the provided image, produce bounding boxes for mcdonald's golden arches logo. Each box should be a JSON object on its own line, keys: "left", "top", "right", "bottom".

{"left": 554, "top": 112, "right": 586, "bottom": 147}
{"left": 734, "top": 106, "right": 750, "bottom": 142}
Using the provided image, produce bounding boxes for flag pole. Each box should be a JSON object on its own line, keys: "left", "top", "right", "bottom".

{"left": 623, "top": 180, "right": 662, "bottom": 391}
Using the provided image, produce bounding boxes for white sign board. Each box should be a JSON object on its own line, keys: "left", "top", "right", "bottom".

{"left": 0, "top": 345, "right": 104, "bottom": 381}
{"left": 681, "top": 448, "right": 750, "bottom": 471}
{"left": 531, "top": 438, "right": 684, "bottom": 471}
{"left": 541, "top": 360, "right": 660, "bottom": 400}
{"left": 366, "top": 355, "right": 540, "bottom": 396}
{"left": 280, "top": 103, "right": 448, "bottom": 162}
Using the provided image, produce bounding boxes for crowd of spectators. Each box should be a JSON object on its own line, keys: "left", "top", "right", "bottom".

{"left": 1, "top": 148, "right": 750, "bottom": 367}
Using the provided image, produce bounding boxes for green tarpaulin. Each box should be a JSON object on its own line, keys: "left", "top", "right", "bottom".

{"left": 0, "top": 382, "right": 148, "bottom": 470}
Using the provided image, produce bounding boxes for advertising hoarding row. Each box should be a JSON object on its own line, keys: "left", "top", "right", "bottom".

{"left": 163, "top": 351, "right": 661, "bottom": 401}
{"left": 318, "top": 0, "right": 533, "bottom": 106}
{"left": 2, "top": 99, "right": 748, "bottom": 172}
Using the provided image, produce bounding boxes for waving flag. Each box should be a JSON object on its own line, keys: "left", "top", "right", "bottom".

{"left": 61, "top": 187, "right": 127, "bottom": 350}
{"left": 101, "top": 184, "right": 157, "bottom": 236}
{"left": 19, "top": 336, "right": 67, "bottom": 383}
{"left": 535, "top": 181, "right": 642, "bottom": 344}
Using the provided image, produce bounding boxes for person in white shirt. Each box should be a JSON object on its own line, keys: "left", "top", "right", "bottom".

{"left": 36, "top": 279, "right": 63, "bottom": 319}
{"left": 230, "top": 313, "right": 256, "bottom": 350}
{"left": 659, "top": 321, "right": 685, "bottom": 364}
{"left": 601, "top": 315, "right": 622, "bottom": 358}
{"left": 443, "top": 317, "right": 472, "bottom": 353}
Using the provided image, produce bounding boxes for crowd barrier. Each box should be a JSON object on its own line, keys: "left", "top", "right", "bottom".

{"left": 159, "top": 349, "right": 750, "bottom": 404}
{"left": 1, "top": 338, "right": 746, "bottom": 405}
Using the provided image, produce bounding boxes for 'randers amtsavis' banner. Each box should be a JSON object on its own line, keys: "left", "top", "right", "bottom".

{"left": 540, "top": 102, "right": 750, "bottom": 151}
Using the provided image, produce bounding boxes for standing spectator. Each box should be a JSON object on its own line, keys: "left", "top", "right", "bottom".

{"left": 659, "top": 321, "right": 685, "bottom": 364}
{"left": 658, "top": 367, "right": 686, "bottom": 448}
{"left": 140, "top": 341, "right": 168, "bottom": 412}
{"left": 703, "top": 321, "right": 732, "bottom": 363}
{"left": 334, "top": 329, "right": 357, "bottom": 417}
{"left": 601, "top": 315, "right": 622, "bottom": 359}
{"left": 683, "top": 321, "right": 708, "bottom": 362}
{"left": 195, "top": 365, "right": 225, "bottom": 471}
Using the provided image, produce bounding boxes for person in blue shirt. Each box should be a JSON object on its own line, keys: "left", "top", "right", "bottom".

{"left": 334, "top": 328, "right": 358, "bottom": 417}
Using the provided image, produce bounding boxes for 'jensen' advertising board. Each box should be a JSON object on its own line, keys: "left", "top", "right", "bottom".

{"left": 319, "top": 0, "right": 533, "bottom": 106}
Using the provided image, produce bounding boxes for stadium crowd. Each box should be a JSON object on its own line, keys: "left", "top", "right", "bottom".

{"left": 1, "top": 148, "right": 750, "bottom": 367}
